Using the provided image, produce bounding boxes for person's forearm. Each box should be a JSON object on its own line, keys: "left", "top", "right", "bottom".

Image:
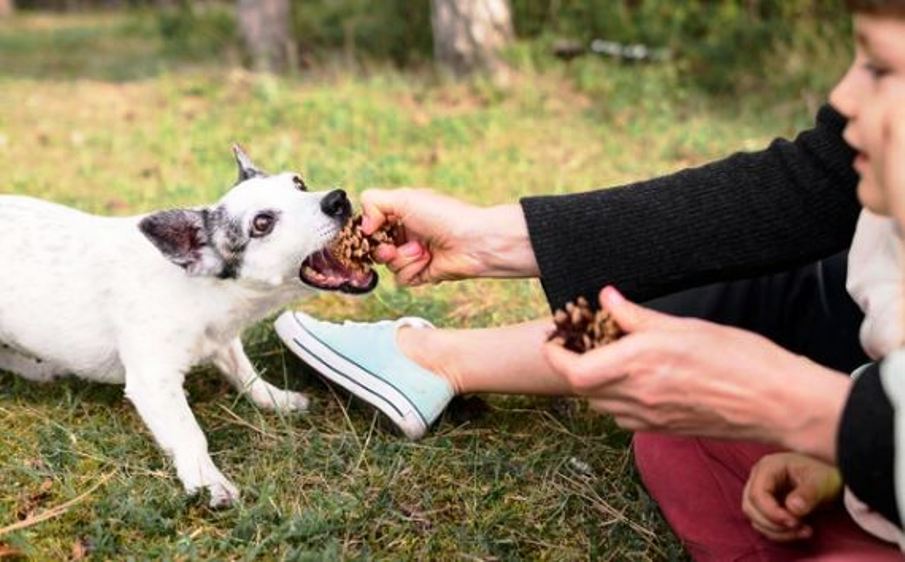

{"left": 470, "top": 204, "right": 540, "bottom": 279}
{"left": 520, "top": 105, "right": 860, "bottom": 311}
{"left": 766, "top": 363, "right": 852, "bottom": 464}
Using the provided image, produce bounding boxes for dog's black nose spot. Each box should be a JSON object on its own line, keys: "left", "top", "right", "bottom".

{"left": 321, "top": 189, "right": 351, "bottom": 220}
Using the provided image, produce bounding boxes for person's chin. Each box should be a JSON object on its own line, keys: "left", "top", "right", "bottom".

{"left": 857, "top": 178, "right": 892, "bottom": 216}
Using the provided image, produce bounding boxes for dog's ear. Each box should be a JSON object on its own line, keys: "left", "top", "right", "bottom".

{"left": 232, "top": 143, "right": 267, "bottom": 183}
{"left": 139, "top": 209, "right": 226, "bottom": 277}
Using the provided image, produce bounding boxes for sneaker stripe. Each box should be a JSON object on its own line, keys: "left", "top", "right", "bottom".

{"left": 290, "top": 315, "right": 431, "bottom": 428}
{"left": 291, "top": 337, "right": 407, "bottom": 420}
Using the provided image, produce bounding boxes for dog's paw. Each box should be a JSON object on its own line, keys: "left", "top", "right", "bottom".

{"left": 277, "top": 390, "right": 310, "bottom": 413}
{"left": 206, "top": 479, "right": 240, "bottom": 509}
{"left": 252, "top": 389, "right": 310, "bottom": 414}
{"left": 181, "top": 464, "right": 240, "bottom": 508}
{"left": 186, "top": 478, "right": 239, "bottom": 509}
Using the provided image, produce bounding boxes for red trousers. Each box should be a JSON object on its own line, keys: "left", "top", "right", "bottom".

{"left": 633, "top": 433, "right": 903, "bottom": 561}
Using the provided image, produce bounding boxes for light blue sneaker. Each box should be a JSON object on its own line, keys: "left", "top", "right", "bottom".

{"left": 274, "top": 310, "right": 455, "bottom": 440}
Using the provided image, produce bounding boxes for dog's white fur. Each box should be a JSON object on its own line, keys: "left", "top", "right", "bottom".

{"left": 0, "top": 148, "right": 345, "bottom": 506}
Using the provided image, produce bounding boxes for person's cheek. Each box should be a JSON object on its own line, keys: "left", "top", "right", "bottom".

{"left": 856, "top": 93, "right": 893, "bottom": 214}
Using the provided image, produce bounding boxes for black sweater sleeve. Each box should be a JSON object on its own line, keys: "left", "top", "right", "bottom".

{"left": 520, "top": 105, "right": 861, "bottom": 311}
{"left": 837, "top": 362, "right": 900, "bottom": 527}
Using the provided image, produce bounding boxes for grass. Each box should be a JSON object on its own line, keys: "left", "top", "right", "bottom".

{"left": 0, "top": 10, "right": 848, "bottom": 561}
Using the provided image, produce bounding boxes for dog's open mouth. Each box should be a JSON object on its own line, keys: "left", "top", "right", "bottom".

{"left": 300, "top": 249, "right": 378, "bottom": 294}
{"left": 300, "top": 215, "right": 403, "bottom": 295}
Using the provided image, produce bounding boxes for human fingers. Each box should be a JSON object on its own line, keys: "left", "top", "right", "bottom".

{"left": 786, "top": 461, "right": 842, "bottom": 518}
{"left": 784, "top": 479, "right": 824, "bottom": 520}
{"left": 372, "top": 244, "right": 398, "bottom": 264}
{"left": 587, "top": 398, "right": 636, "bottom": 417}
{"left": 543, "top": 339, "right": 635, "bottom": 393}
{"left": 744, "top": 458, "right": 800, "bottom": 530}
{"left": 361, "top": 189, "right": 404, "bottom": 235}
{"left": 599, "top": 286, "right": 682, "bottom": 334}
{"left": 750, "top": 520, "right": 813, "bottom": 543}
{"left": 743, "top": 492, "right": 798, "bottom": 537}
{"left": 374, "top": 239, "right": 427, "bottom": 266}
{"left": 394, "top": 252, "right": 433, "bottom": 286}
{"left": 382, "top": 241, "right": 427, "bottom": 272}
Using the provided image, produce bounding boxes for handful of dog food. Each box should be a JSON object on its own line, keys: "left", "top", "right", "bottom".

{"left": 548, "top": 296, "right": 624, "bottom": 353}
{"left": 330, "top": 214, "right": 405, "bottom": 273}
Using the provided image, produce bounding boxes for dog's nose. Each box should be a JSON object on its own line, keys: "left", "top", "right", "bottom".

{"left": 320, "top": 189, "right": 351, "bottom": 220}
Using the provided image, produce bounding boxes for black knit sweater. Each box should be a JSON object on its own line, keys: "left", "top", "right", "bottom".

{"left": 520, "top": 104, "right": 901, "bottom": 528}
{"left": 521, "top": 105, "right": 861, "bottom": 310}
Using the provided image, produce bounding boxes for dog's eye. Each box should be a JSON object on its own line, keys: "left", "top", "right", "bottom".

{"left": 293, "top": 175, "right": 307, "bottom": 192}
{"left": 251, "top": 212, "right": 276, "bottom": 238}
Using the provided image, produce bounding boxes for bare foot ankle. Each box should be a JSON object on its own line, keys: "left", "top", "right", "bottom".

{"left": 396, "top": 326, "right": 464, "bottom": 395}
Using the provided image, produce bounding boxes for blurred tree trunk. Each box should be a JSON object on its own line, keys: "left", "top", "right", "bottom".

{"left": 236, "top": 0, "right": 295, "bottom": 73}
{"left": 0, "top": 0, "right": 13, "bottom": 17}
{"left": 431, "top": 0, "right": 514, "bottom": 78}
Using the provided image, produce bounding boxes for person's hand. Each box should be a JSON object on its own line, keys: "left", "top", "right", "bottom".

{"left": 742, "top": 452, "right": 842, "bottom": 542}
{"left": 543, "top": 287, "right": 853, "bottom": 462}
{"left": 359, "top": 188, "right": 539, "bottom": 286}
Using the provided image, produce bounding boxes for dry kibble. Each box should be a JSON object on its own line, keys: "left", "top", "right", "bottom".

{"left": 548, "top": 296, "right": 625, "bottom": 353}
{"left": 329, "top": 214, "right": 404, "bottom": 272}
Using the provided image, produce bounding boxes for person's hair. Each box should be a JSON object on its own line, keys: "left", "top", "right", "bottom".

{"left": 846, "top": 0, "right": 905, "bottom": 15}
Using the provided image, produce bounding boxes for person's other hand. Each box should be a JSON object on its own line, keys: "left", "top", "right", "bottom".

{"left": 360, "top": 188, "right": 538, "bottom": 285}
{"left": 742, "top": 452, "right": 842, "bottom": 542}
{"left": 543, "top": 287, "right": 853, "bottom": 462}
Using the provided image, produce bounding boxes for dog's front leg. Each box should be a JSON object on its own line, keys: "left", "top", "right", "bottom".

{"left": 213, "top": 338, "right": 310, "bottom": 413}
{"left": 123, "top": 364, "right": 239, "bottom": 508}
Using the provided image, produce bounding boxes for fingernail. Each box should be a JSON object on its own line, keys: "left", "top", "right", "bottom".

{"left": 601, "top": 286, "right": 625, "bottom": 306}
{"left": 374, "top": 245, "right": 395, "bottom": 261}
{"left": 400, "top": 242, "right": 422, "bottom": 257}
{"left": 360, "top": 216, "right": 374, "bottom": 233}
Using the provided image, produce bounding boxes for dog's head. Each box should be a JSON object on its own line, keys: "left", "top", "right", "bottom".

{"left": 138, "top": 145, "right": 377, "bottom": 294}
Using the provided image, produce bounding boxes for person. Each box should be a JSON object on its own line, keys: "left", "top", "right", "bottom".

{"left": 740, "top": 32, "right": 905, "bottom": 553}
{"left": 273, "top": 1, "right": 905, "bottom": 558}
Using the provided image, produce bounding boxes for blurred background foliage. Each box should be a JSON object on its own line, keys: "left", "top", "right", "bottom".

{"left": 12, "top": 0, "right": 852, "bottom": 99}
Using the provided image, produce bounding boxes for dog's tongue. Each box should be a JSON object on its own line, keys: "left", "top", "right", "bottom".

{"left": 310, "top": 250, "right": 342, "bottom": 278}
{"left": 301, "top": 249, "right": 374, "bottom": 289}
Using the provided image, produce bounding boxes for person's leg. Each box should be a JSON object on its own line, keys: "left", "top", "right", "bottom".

{"left": 397, "top": 319, "right": 569, "bottom": 395}
{"left": 611, "top": 254, "right": 889, "bottom": 559}
{"left": 399, "top": 252, "right": 868, "bottom": 395}
{"left": 633, "top": 434, "right": 902, "bottom": 562}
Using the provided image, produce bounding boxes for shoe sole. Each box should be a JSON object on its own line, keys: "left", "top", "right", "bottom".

{"left": 274, "top": 312, "right": 428, "bottom": 440}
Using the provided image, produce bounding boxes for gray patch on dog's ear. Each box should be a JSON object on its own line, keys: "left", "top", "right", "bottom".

{"left": 139, "top": 209, "right": 229, "bottom": 277}
{"left": 204, "top": 206, "right": 248, "bottom": 279}
{"left": 232, "top": 143, "right": 267, "bottom": 183}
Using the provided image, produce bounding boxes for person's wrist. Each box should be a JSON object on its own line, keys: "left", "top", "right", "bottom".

{"left": 469, "top": 204, "right": 539, "bottom": 278}
{"left": 768, "top": 362, "right": 853, "bottom": 463}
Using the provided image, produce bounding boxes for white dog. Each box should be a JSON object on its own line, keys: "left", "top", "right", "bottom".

{"left": 0, "top": 146, "right": 377, "bottom": 507}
